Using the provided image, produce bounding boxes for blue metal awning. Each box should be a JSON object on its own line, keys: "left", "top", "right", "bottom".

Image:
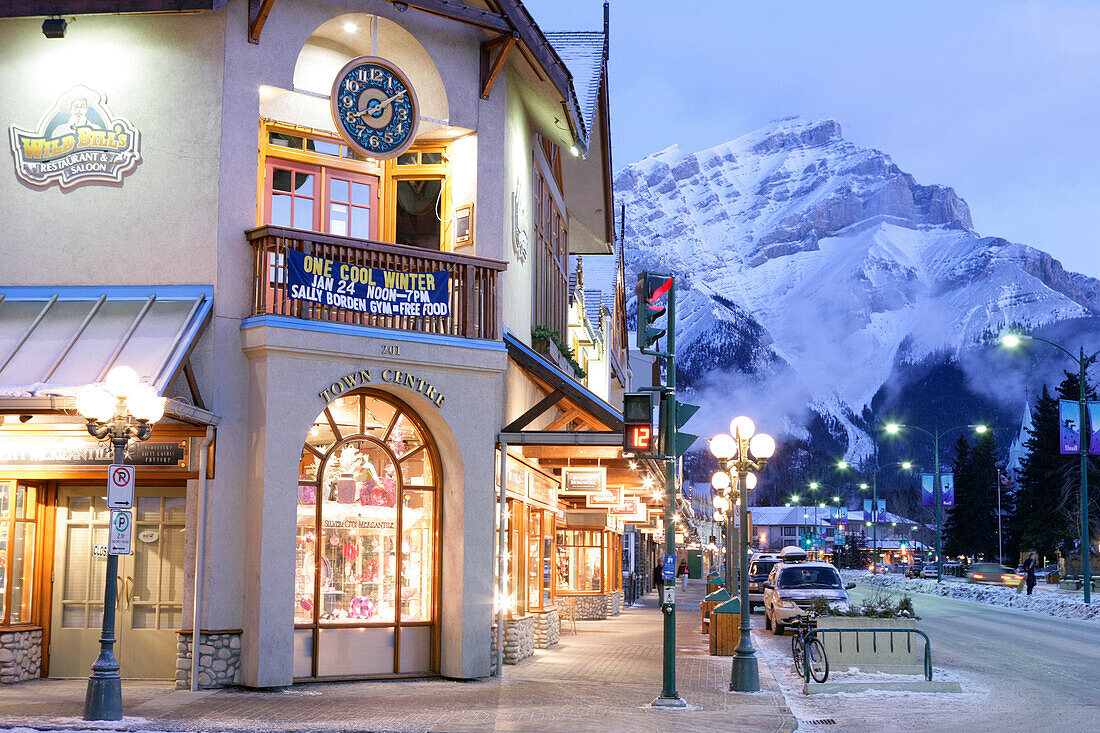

{"left": 0, "top": 286, "right": 212, "bottom": 398}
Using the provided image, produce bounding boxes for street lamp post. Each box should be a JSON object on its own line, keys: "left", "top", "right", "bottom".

{"left": 834, "top": 461, "right": 912, "bottom": 573}
{"left": 710, "top": 417, "right": 775, "bottom": 693}
{"left": 885, "top": 423, "right": 986, "bottom": 582}
{"left": 1002, "top": 332, "right": 1098, "bottom": 603}
{"left": 75, "top": 366, "right": 166, "bottom": 721}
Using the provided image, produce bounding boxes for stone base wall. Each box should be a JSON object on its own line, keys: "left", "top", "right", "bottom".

{"left": 490, "top": 623, "right": 497, "bottom": 676}
{"left": 176, "top": 632, "right": 241, "bottom": 689}
{"left": 564, "top": 594, "right": 609, "bottom": 620}
{"left": 532, "top": 609, "right": 559, "bottom": 648}
{"left": 502, "top": 616, "right": 534, "bottom": 664}
{"left": 0, "top": 629, "right": 41, "bottom": 684}
{"left": 606, "top": 590, "right": 623, "bottom": 617}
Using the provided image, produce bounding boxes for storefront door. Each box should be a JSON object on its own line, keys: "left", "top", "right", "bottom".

{"left": 49, "top": 485, "right": 185, "bottom": 679}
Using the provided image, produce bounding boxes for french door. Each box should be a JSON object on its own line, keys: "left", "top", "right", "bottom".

{"left": 264, "top": 158, "right": 380, "bottom": 240}
{"left": 50, "top": 485, "right": 186, "bottom": 679}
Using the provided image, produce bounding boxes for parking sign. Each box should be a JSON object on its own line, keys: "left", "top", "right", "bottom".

{"left": 107, "top": 465, "right": 135, "bottom": 510}
{"left": 109, "top": 510, "right": 132, "bottom": 555}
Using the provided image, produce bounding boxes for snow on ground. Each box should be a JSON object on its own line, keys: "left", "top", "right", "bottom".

{"left": 844, "top": 570, "right": 1100, "bottom": 624}
{"left": 752, "top": 620, "right": 983, "bottom": 733}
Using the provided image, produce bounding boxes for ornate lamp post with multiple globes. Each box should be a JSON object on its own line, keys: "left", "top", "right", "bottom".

{"left": 710, "top": 416, "right": 775, "bottom": 692}
{"left": 75, "top": 366, "right": 166, "bottom": 721}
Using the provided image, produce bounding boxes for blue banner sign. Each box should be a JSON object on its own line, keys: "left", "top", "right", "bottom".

{"left": 285, "top": 247, "right": 450, "bottom": 317}
{"left": 1059, "top": 399, "right": 1081, "bottom": 454}
{"left": 941, "top": 473, "right": 954, "bottom": 508}
{"left": 863, "top": 498, "right": 886, "bottom": 519}
{"left": 1089, "top": 402, "right": 1100, "bottom": 455}
{"left": 662, "top": 553, "right": 676, "bottom": 581}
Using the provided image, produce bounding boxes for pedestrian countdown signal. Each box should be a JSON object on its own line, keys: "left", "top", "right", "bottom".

{"left": 623, "top": 392, "right": 655, "bottom": 455}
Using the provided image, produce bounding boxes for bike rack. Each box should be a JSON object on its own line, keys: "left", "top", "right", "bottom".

{"left": 802, "top": 627, "right": 933, "bottom": 682}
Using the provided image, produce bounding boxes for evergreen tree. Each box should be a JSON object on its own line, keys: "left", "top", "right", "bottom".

{"left": 1009, "top": 374, "right": 1100, "bottom": 563}
{"left": 944, "top": 432, "right": 1000, "bottom": 560}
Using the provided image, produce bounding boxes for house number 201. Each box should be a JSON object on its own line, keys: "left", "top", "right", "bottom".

{"left": 381, "top": 345, "right": 400, "bottom": 356}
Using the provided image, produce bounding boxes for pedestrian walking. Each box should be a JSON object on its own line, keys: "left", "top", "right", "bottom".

{"left": 653, "top": 563, "right": 663, "bottom": 593}
{"left": 1023, "top": 552, "right": 1038, "bottom": 595}
{"left": 678, "top": 560, "right": 689, "bottom": 591}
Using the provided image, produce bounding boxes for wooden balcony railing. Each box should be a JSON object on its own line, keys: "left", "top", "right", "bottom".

{"left": 247, "top": 225, "right": 507, "bottom": 340}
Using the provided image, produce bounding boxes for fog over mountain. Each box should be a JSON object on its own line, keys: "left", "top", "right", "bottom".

{"left": 616, "top": 118, "right": 1100, "bottom": 487}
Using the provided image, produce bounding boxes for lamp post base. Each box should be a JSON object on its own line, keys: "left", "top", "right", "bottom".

{"left": 729, "top": 649, "right": 760, "bottom": 692}
{"left": 84, "top": 670, "right": 122, "bottom": 721}
{"left": 651, "top": 695, "right": 688, "bottom": 708}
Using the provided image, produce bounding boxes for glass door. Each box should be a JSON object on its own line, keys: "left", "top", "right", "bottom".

{"left": 51, "top": 485, "right": 185, "bottom": 679}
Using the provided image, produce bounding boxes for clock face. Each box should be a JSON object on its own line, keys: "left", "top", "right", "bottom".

{"left": 330, "top": 56, "right": 419, "bottom": 159}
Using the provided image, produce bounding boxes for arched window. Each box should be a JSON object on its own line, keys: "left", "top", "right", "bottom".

{"left": 295, "top": 390, "right": 439, "bottom": 678}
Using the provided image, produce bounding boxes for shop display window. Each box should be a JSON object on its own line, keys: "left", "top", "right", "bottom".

{"left": 525, "top": 508, "right": 555, "bottom": 612}
{"left": 555, "top": 529, "right": 605, "bottom": 593}
{"left": 0, "top": 482, "right": 38, "bottom": 625}
{"left": 295, "top": 391, "right": 439, "bottom": 677}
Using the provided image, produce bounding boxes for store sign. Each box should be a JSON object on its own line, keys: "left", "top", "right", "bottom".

{"left": 561, "top": 467, "right": 606, "bottom": 494}
{"left": 608, "top": 496, "right": 646, "bottom": 521}
{"left": 319, "top": 368, "right": 446, "bottom": 408}
{"left": 585, "top": 486, "right": 621, "bottom": 508}
{"left": 286, "top": 248, "right": 449, "bottom": 318}
{"left": 9, "top": 85, "right": 141, "bottom": 189}
{"left": 0, "top": 437, "right": 189, "bottom": 469}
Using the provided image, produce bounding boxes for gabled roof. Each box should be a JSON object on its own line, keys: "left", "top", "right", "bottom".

{"left": 543, "top": 31, "right": 605, "bottom": 147}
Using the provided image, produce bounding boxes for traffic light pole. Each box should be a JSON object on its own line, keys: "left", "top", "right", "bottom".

{"left": 656, "top": 281, "right": 684, "bottom": 707}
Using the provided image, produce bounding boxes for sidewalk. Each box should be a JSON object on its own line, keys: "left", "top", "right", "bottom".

{"left": 0, "top": 582, "right": 796, "bottom": 733}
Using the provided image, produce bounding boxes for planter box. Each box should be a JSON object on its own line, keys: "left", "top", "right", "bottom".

{"left": 815, "top": 617, "right": 925, "bottom": 674}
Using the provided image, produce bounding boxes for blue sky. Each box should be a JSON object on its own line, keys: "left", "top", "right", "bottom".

{"left": 525, "top": 0, "right": 1100, "bottom": 277}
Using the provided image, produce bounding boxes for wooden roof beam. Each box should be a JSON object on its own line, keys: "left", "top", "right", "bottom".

{"left": 248, "top": 0, "right": 274, "bottom": 44}
{"left": 480, "top": 31, "right": 517, "bottom": 99}
{"left": 379, "top": 0, "right": 510, "bottom": 32}
{"left": 502, "top": 388, "right": 564, "bottom": 433}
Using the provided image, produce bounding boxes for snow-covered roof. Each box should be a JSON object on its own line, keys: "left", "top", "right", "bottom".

{"left": 746, "top": 506, "right": 831, "bottom": 527}
{"left": 845, "top": 509, "right": 917, "bottom": 525}
{"left": 544, "top": 31, "right": 605, "bottom": 143}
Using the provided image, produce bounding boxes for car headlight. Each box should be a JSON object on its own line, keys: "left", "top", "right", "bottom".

{"left": 778, "top": 599, "right": 798, "bottom": 609}
{"left": 830, "top": 601, "right": 850, "bottom": 611}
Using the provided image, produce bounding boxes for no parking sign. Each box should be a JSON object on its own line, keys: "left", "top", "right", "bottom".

{"left": 107, "top": 465, "right": 135, "bottom": 509}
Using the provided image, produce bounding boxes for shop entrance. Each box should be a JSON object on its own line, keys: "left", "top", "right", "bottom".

{"left": 49, "top": 485, "right": 185, "bottom": 679}
{"left": 294, "top": 389, "right": 441, "bottom": 679}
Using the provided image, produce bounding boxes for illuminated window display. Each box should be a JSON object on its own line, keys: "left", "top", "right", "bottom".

{"left": 295, "top": 391, "right": 438, "bottom": 678}
{"left": 0, "top": 482, "right": 38, "bottom": 625}
{"left": 556, "top": 529, "right": 605, "bottom": 593}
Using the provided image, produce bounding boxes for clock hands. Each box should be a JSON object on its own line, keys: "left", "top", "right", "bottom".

{"left": 354, "top": 89, "right": 408, "bottom": 119}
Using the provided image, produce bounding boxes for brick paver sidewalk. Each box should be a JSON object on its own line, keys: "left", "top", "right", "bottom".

{"left": 0, "top": 583, "right": 795, "bottom": 733}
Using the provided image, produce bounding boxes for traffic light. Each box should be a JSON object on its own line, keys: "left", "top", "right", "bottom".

{"left": 623, "top": 392, "right": 654, "bottom": 454}
{"left": 636, "top": 271, "right": 673, "bottom": 351}
{"left": 658, "top": 397, "right": 701, "bottom": 456}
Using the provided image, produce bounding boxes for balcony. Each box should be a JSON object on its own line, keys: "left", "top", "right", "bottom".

{"left": 247, "top": 226, "right": 506, "bottom": 340}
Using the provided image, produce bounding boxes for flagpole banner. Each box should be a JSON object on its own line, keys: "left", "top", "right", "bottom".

{"left": 940, "top": 473, "right": 955, "bottom": 508}
{"left": 921, "top": 474, "right": 934, "bottom": 507}
{"left": 1088, "top": 401, "right": 1100, "bottom": 456}
{"left": 1059, "top": 399, "right": 1081, "bottom": 455}
{"left": 285, "top": 248, "right": 450, "bottom": 317}
{"left": 862, "top": 498, "right": 886, "bottom": 519}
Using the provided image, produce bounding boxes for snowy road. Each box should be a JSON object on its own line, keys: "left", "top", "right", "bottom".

{"left": 850, "top": 584, "right": 1100, "bottom": 730}
{"left": 752, "top": 584, "right": 1100, "bottom": 731}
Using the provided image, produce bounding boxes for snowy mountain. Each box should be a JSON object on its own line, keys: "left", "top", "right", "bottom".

{"left": 616, "top": 118, "right": 1100, "bottom": 474}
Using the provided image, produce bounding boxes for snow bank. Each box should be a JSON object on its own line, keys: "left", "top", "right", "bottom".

{"left": 845, "top": 571, "right": 1100, "bottom": 624}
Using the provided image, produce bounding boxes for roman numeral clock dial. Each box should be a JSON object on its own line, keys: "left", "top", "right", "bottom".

{"left": 330, "top": 56, "right": 420, "bottom": 159}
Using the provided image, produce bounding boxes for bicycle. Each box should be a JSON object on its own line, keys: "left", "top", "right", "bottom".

{"left": 790, "top": 612, "right": 829, "bottom": 683}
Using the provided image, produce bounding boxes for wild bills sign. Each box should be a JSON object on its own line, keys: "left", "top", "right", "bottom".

{"left": 9, "top": 85, "right": 141, "bottom": 189}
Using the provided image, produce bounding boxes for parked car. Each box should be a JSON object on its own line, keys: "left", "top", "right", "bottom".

{"left": 968, "top": 563, "right": 1024, "bottom": 586}
{"left": 905, "top": 564, "right": 923, "bottom": 579}
{"left": 747, "top": 552, "right": 782, "bottom": 612}
{"left": 763, "top": 561, "right": 855, "bottom": 635}
{"left": 920, "top": 564, "right": 938, "bottom": 579}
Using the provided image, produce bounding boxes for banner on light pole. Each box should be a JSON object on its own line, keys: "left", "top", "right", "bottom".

{"left": 1088, "top": 401, "right": 1100, "bottom": 455}
{"left": 921, "top": 474, "right": 954, "bottom": 507}
{"left": 941, "top": 473, "right": 955, "bottom": 508}
{"left": 1059, "top": 399, "right": 1081, "bottom": 454}
{"left": 862, "top": 498, "right": 886, "bottom": 519}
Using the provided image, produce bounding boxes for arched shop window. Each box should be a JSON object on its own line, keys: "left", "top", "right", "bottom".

{"left": 295, "top": 390, "right": 439, "bottom": 678}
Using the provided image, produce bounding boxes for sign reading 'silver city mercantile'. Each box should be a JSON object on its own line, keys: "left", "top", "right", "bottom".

{"left": 9, "top": 85, "right": 141, "bottom": 189}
